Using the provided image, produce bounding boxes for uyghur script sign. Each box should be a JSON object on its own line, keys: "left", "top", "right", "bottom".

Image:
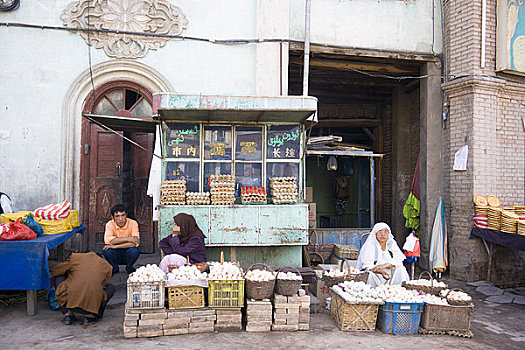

{"left": 266, "top": 125, "right": 301, "bottom": 159}
{"left": 166, "top": 123, "right": 200, "bottom": 158}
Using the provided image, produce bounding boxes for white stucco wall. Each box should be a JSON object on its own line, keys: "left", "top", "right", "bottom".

{"left": 0, "top": 0, "right": 258, "bottom": 210}
{"left": 289, "top": 0, "right": 443, "bottom": 54}
{"left": 0, "top": 0, "right": 441, "bottom": 211}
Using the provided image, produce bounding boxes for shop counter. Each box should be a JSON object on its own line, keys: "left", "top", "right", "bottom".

{"left": 159, "top": 205, "right": 308, "bottom": 267}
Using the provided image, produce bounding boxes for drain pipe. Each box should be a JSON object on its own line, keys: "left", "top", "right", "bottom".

{"left": 481, "top": 0, "right": 486, "bottom": 68}
{"left": 303, "top": 0, "right": 311, "bottom": 96}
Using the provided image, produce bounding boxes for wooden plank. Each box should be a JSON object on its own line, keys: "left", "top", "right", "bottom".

{"left": 289, "top": 57, "right": 420, "bottom": 75}
{"left": 27, "top": 290, "right": 36, "bottom": 316}
{"left": 289, "top": 42, "right": 437, "bottom": 62}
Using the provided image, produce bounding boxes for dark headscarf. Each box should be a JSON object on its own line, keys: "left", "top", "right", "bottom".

{"left": 174, "top": 213, "right": 206, "bottom": 245}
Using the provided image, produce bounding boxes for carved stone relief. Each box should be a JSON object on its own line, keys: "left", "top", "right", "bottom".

{"left": 61, "top": 0, "right": 188, "bottom": 59}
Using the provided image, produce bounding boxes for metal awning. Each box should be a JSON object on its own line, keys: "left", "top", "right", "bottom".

{"left": 153, "top": 94, "right": 318, "bottom": 123}
{"left": 82, "top": 114, "right": 159, "bottom": 133}
{"left": 306, "top": 149, "right": 383, "bottom": 158}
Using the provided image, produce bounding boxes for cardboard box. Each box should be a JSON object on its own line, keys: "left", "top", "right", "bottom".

{"left": 305, "top": 187, "right": 313, "bottom": 203}
{"left": 308, "top": 277, "right": 330, "bottom": 307}
{"left": 307, "top": 203, "right": 316, "bottom": 220}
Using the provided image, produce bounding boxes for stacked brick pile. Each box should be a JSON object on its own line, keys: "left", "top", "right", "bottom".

{"left": 123, "top": 308, "right": 217, "bottom": 338}
{"left": 298, "top": 289, "right": 311, "bottom": 331}
{"left": 272, "top": 294, "right": 299, "bottom": 331}
{"left": 271, "top": 289, "right": 311, "bottom": 331}
{"left": 215, "top": 309, "right": 243, "bottom": 332}
{"left": 245, "top": 299, "right": 272, "bottom": 332}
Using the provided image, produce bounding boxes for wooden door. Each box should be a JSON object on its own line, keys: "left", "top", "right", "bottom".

{"left": 88, "top": 126, "right": 124, "bottom": 252}
{"left": 130, "top": 132, "right": 155, "bottom": 253}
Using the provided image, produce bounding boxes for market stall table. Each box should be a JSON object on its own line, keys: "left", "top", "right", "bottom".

{"left": 469, "top": 227, "right": 525, "bottom": 282}
{"left": 0, "top": 225, "right": 85, "bottom": 315}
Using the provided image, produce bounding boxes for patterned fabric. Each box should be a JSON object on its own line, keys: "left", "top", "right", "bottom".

{"left": 473, "top": 214, "right": 489, "bottom": 229}
{"left": 34, "top": 201, "right": 71, "bottom": 220}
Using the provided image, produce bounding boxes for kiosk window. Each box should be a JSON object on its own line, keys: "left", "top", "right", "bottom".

{"left": 235, "top": 126, "right": 262, "bottom": 161}
{"left": 165, "top": 161, "right": 200, "bottom": 192}
{"left": 266, "top": 125, "right": 300, "bottom": 160}
{"left": 204, "top": 125, "right": 232, "bottom": 160}
{"left": 165, "top": 123, "right": 200, "bottom": 159}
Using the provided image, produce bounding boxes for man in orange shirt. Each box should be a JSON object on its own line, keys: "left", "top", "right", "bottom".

{"left": 102, "top": 204, "right": 140, "bottom": 274}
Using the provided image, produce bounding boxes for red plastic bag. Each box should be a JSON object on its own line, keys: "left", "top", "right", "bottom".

{"left": 0, "top": 218, "right": 37, "bottom": 241}
{"left": 404, "top": 239, "right": 420, "bottom": 258}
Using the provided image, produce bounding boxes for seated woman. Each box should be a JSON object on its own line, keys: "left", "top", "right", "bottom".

{"left": 159, "top": 213, "right": 207, "bottom": 273}
{"left": 356, "top": 222, "right": 410, "bottom": 288}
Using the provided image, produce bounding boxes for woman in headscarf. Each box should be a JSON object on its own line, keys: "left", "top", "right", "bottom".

{"left": 356, "top": 222, "right": 410, "bottom": 287}
{"left": 159, "top": 213, "right": 207, "bottom": 273}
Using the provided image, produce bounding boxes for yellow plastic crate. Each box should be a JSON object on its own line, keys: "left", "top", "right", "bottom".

{"left": 208, "top": 279, "right": 245, "bottom": 308}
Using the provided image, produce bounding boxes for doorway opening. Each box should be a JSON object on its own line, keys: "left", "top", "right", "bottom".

{"left": 81, "top": 82, "right": 156, "bottom": 254}
{"left": 289, "top": 47, "right": 423, "bottom": 242}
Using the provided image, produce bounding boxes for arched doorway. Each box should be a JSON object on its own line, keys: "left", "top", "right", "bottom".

{"left": 81, "top": 81, "right": 156, "bottom": 253}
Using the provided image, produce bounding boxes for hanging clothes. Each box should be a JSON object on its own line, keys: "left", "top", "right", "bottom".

{"left": 403, "top": 156, "right": 421, "bottom": 234}
{"left": 147, "top": 125, "right": 162, "bottom": 221}
{"left": 429, "top": 197, "right": 448, "bottom": 273}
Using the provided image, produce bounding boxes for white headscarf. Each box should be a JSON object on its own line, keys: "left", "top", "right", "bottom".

{"left": 356, "top": 222, "right": 406, "bottom": 270}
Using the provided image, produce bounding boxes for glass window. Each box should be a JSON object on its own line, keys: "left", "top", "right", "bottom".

{"left": 204, "top": 126, "right": 232, "bottom": 160}
{"left": 266, "top": 162, "right": 299, "bottom": 194}
{"left": 165, "top": 123, "right": 200, "bottom": 159}
{"left": 235, "top": 126, "right": 262, "bottom": 161}
{"left": 266, "top": 125, "right": 301, "bottom": 160}
{"left": 235, "top": 162, "right": 262, "bottom": 196}
{"left": 131, "top": 98, "right": 152, "bottom": 117}
{"left": 204, "top": 162, "right": 232, "bottom": 191}
{"left": 165, "top": 161, "right": 200, "bottom": 192}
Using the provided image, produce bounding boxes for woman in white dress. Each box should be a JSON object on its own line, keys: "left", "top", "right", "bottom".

{"left": 356, "top": 222, "right": 410, "bottom": 287}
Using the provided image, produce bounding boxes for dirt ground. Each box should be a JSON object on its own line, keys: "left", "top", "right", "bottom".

{"left": 0, "top": 279, "right": 523, "bottom": 350}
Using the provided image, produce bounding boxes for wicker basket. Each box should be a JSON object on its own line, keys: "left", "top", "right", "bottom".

{"left": 330, "top": 290, "right": 383, "bottom": 331}
{"left": 307, "top": 230, "right": 335, "bottom": 262}
{"left": 126, "top": 281, "right": 165, "bottom": 309}
{"left": 245, "top": 263, "right": 276, "bottom": 300}
{"left": 333, "top": 244, "right": 359, "bottom": 260}
{"left": 275, "top": 267, "right": 303, "bottom": 296}
{"left": 420, "top": 303, "right": 473, "bottom": 332}
{"left": 402, "top": 271, "right": 447, "bottom": 296}
{"left": 322, "top": 261, "right": 369, "bottom": 287}
{"left": 167, "top": 285, "right": 205, "bottom": 309}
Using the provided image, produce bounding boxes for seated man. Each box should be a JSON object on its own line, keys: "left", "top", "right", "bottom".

{"left": 356, "top": 222, "right": 410, "bottom": 288}
{"left": 102, "top": 204, "right": 140, "bottom": 274}
{"left": 51, "top": 251, "right": 114, "bottom": 325}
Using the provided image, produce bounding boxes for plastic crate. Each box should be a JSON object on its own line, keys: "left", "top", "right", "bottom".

{"left": 167, "top": 285, "right": 205, "bottom": 310}
{"left": 208, "top": 279, "right": 245, "bottom": 308}
{"left": 376, "top": 301, "right": 424, "bottom": 334}
{"left": 127, "top": 281, "right": 165, "bottom": 309}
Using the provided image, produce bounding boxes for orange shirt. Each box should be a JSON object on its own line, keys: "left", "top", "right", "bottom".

{"left": 104, "top": 218, "right": 140, "bottom": 246}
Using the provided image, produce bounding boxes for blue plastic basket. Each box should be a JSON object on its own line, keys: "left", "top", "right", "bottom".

{"left": 376, "top": 302, "right": 424, "bottom": 334}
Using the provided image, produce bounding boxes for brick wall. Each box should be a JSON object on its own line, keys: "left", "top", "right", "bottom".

{"left": 443, "top": 0, "right": 525, "bottom": 285}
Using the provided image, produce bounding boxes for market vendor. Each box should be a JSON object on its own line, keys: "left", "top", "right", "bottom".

{"left": 159, "top": 213, "right": 207, "bottom": 273}
{"left": 102, "top": 204, "right": 140, "bottom": 274}
{"left": 356, "top": 222, "right": 410, "bottom": 287}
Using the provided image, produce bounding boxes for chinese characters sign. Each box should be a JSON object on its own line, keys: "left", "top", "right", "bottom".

{"left": 165, "top": 123, "right": 200, "bottom": 158}
{"left": 266, "top": 125, "right": 301, "bottom": 159}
